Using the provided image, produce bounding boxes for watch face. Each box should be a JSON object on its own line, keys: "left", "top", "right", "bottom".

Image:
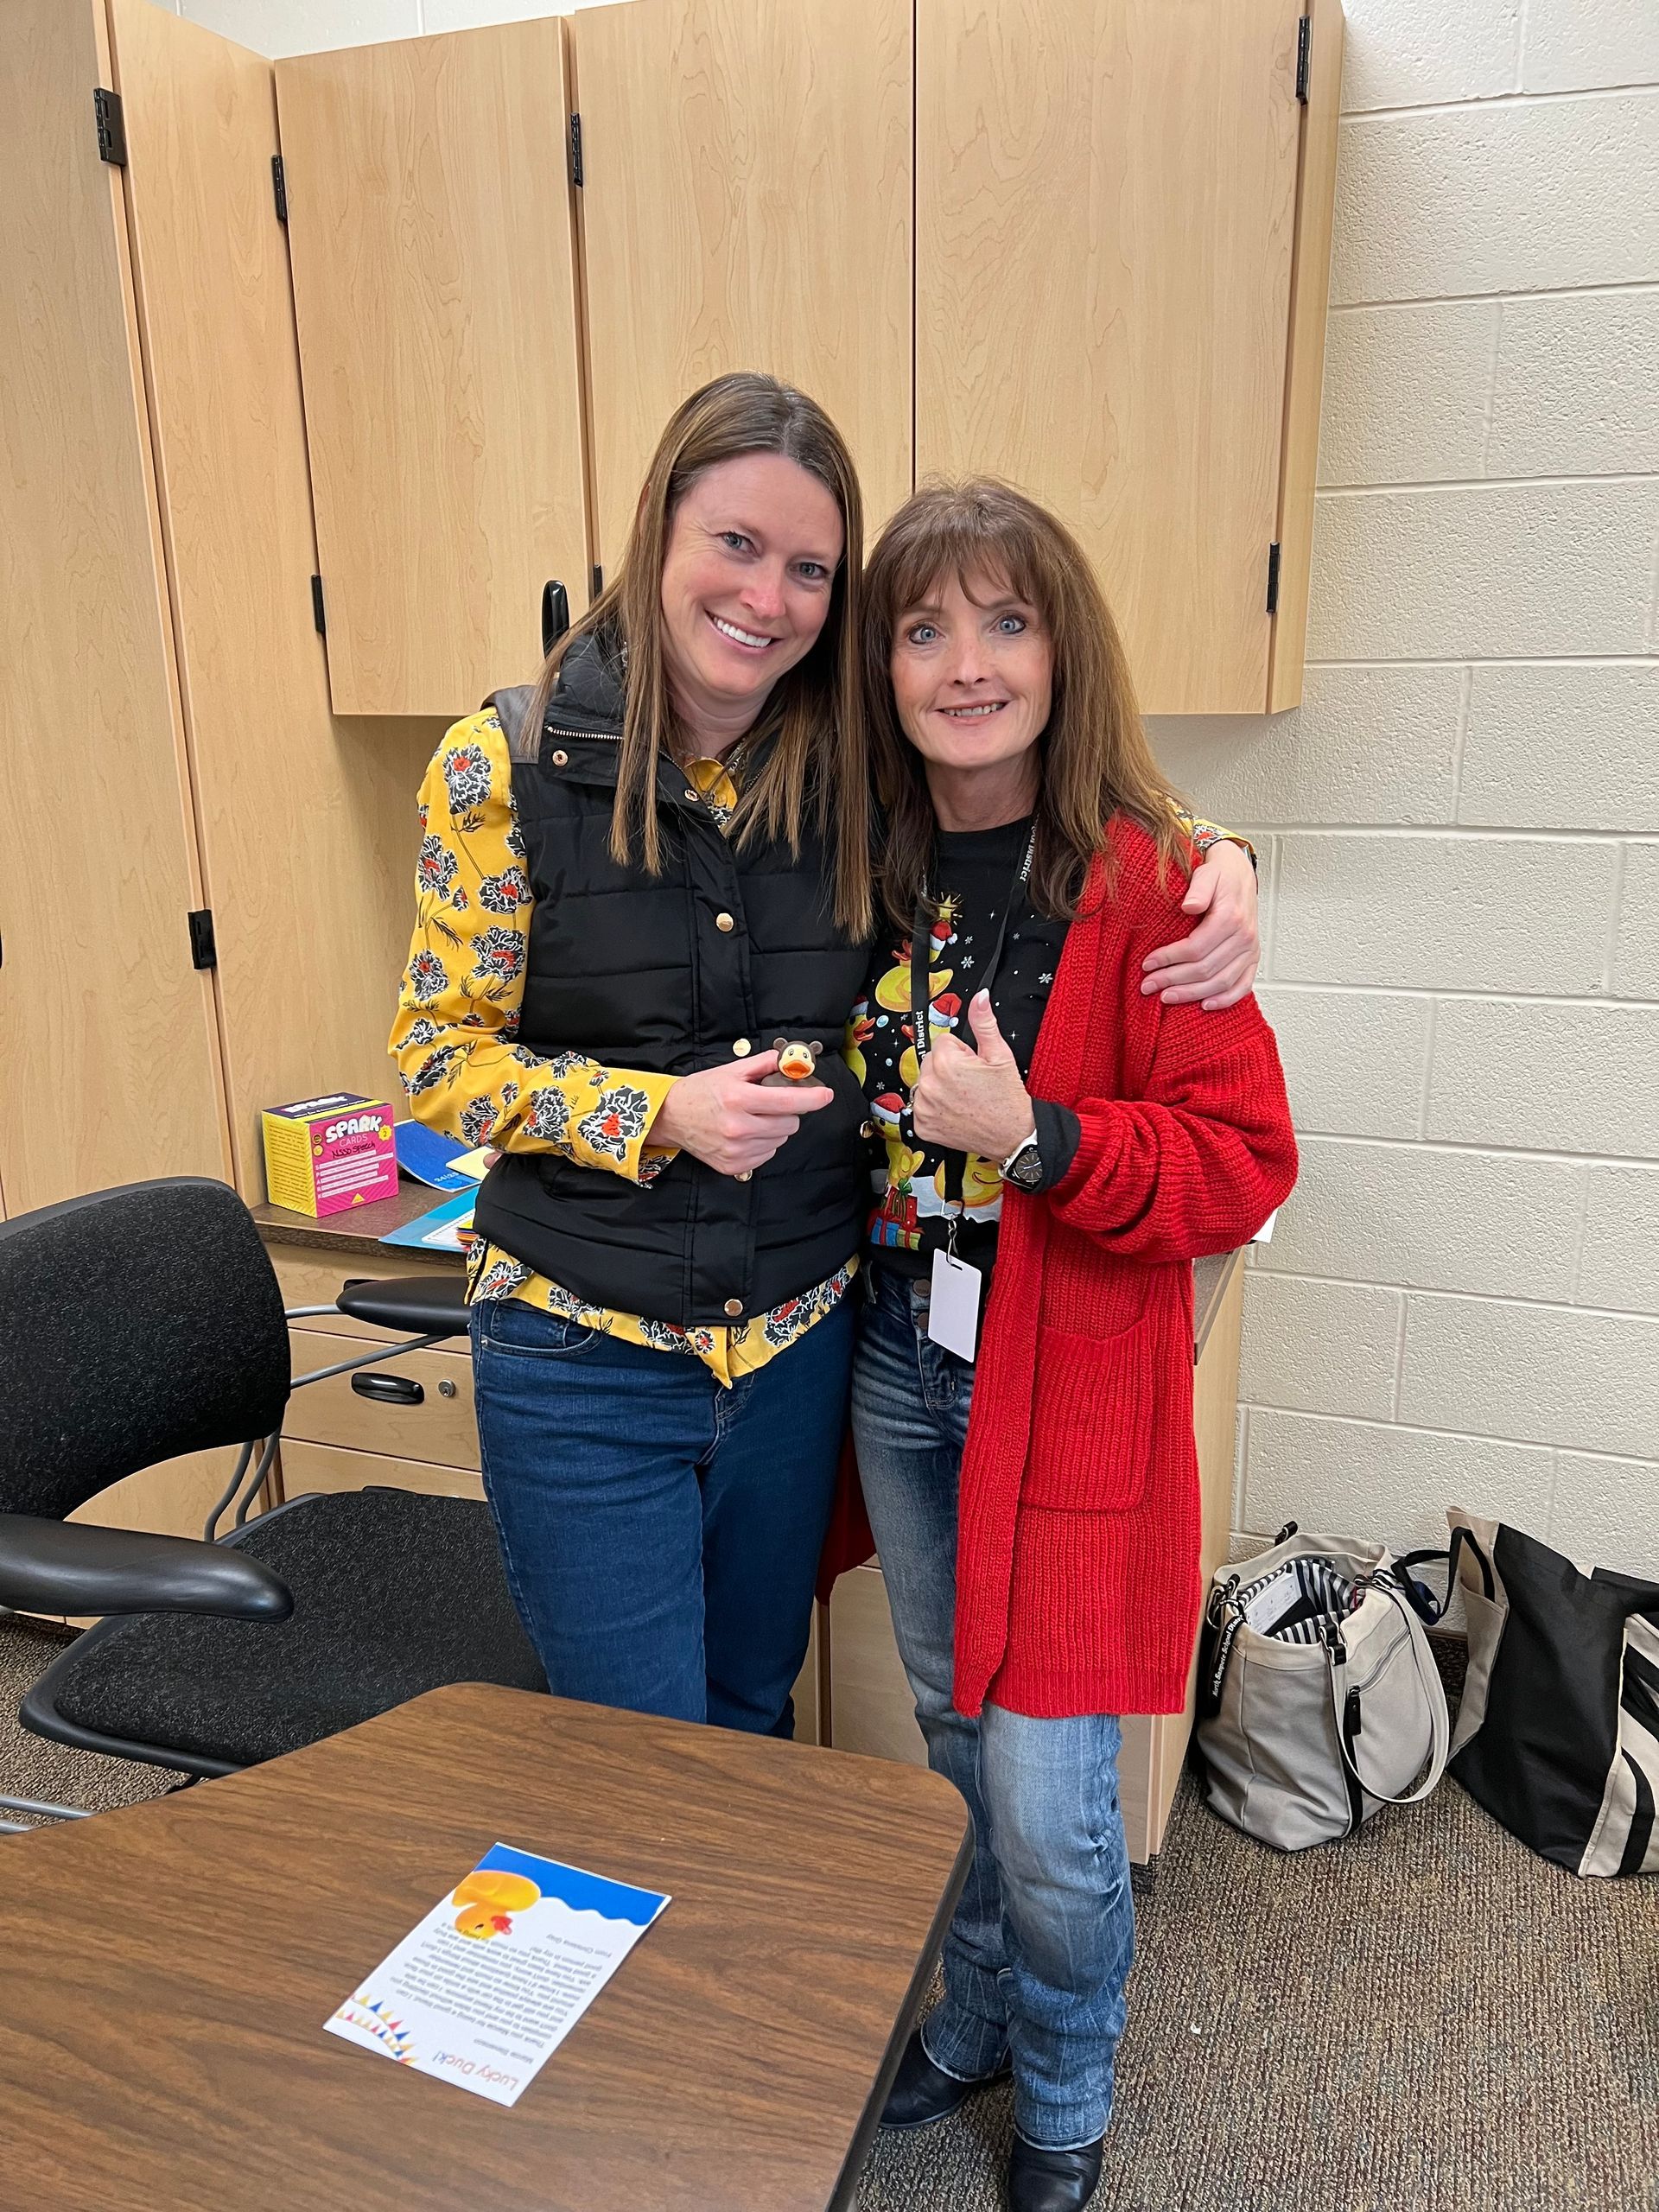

{"left": 1006, "top": 1146, "right": 1044, "bottom": 1191}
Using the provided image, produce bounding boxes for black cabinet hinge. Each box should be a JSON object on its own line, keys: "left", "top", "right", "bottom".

{"left": 271, "top": 154, "right": 288, "bottom": 223}
{"left": 1295, "top": 14, "right": 1312, "bottom": 103}
{"left": 1266, "top": 542, "right": 1282, "bottom": 616}
{"left": 569, "top": 112, "right": 583, "bottom": 188}
{"left": 311, "top": 575, "right": 327, "bottom": 635}
{"left": 591, "top": 564, "right": 604, "bottom": 601}
{"left": 188, "top": 909, "right": 218, "bottom": 971}
{"left": 94, "top": 87, "right": 127, "bottom": 167}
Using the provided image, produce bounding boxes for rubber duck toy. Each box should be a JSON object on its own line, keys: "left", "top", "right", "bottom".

{"left": 760, "top": 1038, "right": 828, "bottom": 1090}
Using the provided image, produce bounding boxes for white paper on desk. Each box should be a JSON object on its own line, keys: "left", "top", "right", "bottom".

{"left": 325, "top": 1842, "right": 670, "bottom": 2107}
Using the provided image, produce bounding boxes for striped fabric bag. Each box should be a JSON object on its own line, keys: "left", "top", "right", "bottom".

{"left": 1447, "top": 1510, "right": 1659, "bottom": 1878}
{"left": 1195, "top": 1524, "right": 1451, "bottom": 1853}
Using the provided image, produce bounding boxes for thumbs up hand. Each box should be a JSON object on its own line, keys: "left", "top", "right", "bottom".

{"left": 910, "top": 991, "right": 1036, "bottom": 1160}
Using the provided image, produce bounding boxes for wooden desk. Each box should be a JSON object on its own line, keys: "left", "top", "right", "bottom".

{"left": 0, "top": 1685, "right": 970, "bottom": 2212}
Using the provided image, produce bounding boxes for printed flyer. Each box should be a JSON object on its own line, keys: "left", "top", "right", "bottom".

{"left": 326, "top": 1843, "right": 671, "bottom": 2107}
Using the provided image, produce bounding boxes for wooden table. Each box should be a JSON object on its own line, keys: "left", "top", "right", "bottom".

{"left": 0, "top": 1685, "right": 971, "bottom": 2212}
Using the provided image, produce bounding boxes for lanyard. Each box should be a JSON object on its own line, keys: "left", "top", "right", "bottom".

{"left": 909, "top": 828, "right": 1035, "bottom": 1235}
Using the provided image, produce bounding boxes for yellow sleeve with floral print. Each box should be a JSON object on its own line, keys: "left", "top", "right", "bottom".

{"left": 1178, "top": 810, "right": 1254, "bottom": 864}
{"left": 388, "top": 711, "right": 679, "bottom": 1180}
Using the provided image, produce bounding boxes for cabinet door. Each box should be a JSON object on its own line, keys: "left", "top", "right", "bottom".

{"left": 275, "top": 22, "right": 590, "bottom": 717}
{"left": 574, "top": 0, "right": 912, "bottom": 567}
{"left": 917, "top": 0, "right": 1304, "bottom": 715}
{"left": 110, "top": 0, "right": 435, "bottom": 1197}
{"left": 0, "top": 0, "right": 228, "bottom": 1214}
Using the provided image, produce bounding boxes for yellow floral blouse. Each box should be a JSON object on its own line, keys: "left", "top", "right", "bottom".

{"left": 389, "top": 710, "right": 856, "bottom": 1387}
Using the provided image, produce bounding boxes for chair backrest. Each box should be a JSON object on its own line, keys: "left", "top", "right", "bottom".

{"left": 0, "top": 1179, "right": 291, "bottom": 1519}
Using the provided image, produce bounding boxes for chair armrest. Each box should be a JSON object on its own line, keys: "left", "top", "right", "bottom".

{"left": 0, "top": 1515, "right": 292, "bottom": 1621}
{"left": 332, "top": 1274, "right": 469, "bottom": 1338}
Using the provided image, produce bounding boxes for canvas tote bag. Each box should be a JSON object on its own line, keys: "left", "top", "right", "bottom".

{"left": 1447, "top": 1508, "right": 1659, "bottom": 1878}
{"left": 1195, "top": 1522, "right": 1451, "bottom": 1852}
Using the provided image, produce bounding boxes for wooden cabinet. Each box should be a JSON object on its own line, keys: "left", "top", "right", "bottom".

{"left": 3, "top": 0, "right": 438, "bottom": 1539}
{"left": 0, "top": 0, "right": 228, "bottom": 1217}
{"left": 268, "top": 0, "right": 1337, "bottom": 715}
{"left": 825, "top": 1255, "right": 1247, "bottom": 1862}
{"left": 275, "top": 22, "right": 591, "bottom": 717}
{"left": 1, "top": 0, "right": 433, "bottom": 1213}
{"left": 917, "top": 0, "right": 1342, "bottom": 714}
{"left": 572, "top": 0, "right": 914, "bottom": 563}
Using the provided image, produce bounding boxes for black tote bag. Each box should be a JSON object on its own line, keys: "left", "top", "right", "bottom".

{"left": 1447, "top": 1507, "right": 1659, "bottom": 1878}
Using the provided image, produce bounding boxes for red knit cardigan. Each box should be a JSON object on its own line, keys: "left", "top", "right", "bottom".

{"left": 949, "top": 819, "right": 1298, "bottom": 1721}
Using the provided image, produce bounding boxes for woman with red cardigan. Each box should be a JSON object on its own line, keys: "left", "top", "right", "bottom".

{"left": 850, "top": 481, "right": 1298, "bottom": 2212}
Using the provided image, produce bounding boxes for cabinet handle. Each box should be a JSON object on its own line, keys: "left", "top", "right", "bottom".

{"left": 542, "top": 580, "right": 569, "bottom": 657}
{"left": 351, "top": 1372, "right": 424, "bottom": 1407}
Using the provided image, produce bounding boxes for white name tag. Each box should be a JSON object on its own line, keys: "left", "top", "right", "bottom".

{"left": 927, "top": 1247, "right": 982, "bottom": 1363}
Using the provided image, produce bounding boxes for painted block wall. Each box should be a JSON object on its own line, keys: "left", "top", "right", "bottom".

{"left": 160, "top": 0, "right": 1659, "bottom": 1573}
{"left": 1153, "top": 0, "right": 1659, "bottom": 1577}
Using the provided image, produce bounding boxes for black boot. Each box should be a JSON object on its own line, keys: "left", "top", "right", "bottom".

{"left": 880, "top": 2027, "right": 1010, "bottom": 2129}
{"left": 1006, "top": 2132, "right": 1105, "bottom": 2212}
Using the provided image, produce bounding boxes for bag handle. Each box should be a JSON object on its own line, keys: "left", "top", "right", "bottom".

{"left": 1393, "top": 1524, "right": 1496, "bottom": 1624}
{"left": 1325, "top": 1579, "right": 1451, "bottom": 1815}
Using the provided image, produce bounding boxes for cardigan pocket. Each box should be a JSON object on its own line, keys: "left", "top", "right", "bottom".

{"left": 1021, "top": 1313, "right": 1156, "bottom": 1514}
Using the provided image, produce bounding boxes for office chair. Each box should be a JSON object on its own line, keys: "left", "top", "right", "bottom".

{"left": 0, "top": 1178, "right": 543, "bottom": 1828}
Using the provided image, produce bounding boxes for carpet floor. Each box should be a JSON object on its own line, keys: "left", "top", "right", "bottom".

{"left": 3, "top": 1621, "right": 1656, "bottom": 2209}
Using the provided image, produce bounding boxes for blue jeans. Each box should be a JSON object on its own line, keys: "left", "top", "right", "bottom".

{"left": 471, "top": 1294, "right": 853, "bottom": 1735}
{"left": 851, "top": 1270, "right": 1135, "bottom": 2152}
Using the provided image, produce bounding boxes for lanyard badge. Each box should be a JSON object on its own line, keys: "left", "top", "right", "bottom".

{"left": 908, "top": 830, "right": 1034, "bottom": 1360}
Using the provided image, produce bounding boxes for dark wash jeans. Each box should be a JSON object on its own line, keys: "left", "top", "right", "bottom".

{"left": 851, "top": 1268, "right": 1135, "bottom": 2152}
{"left": 470, "top": 1293, "right": 853, "bottom": 1735}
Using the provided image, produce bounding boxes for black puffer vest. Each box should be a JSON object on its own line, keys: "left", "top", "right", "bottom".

{"left": 472, "top": 633, "right": 872, "bottom": 1326}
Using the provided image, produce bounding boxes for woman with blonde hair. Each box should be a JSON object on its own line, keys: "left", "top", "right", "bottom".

{"left": 852, "top": 480, "right": 1297, "bottom": 2209}
{"left": 391, "top": 372, "right": 1262, "bottom": 1742}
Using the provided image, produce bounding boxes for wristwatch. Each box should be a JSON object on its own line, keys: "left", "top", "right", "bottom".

{"left": 999, "top": 1128, "right": 1045, "bottom": 1192}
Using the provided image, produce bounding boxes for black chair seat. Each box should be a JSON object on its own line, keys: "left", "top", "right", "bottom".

{"left": 334, "top": 1274, "right": 470, "bottom": 1339}
{"left": 22, "top": 1489, "right": 543, "bottom": 1774}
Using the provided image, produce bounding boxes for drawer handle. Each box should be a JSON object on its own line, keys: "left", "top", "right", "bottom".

{"left": 351, "top": 1372, "right": 424, "bottom": 1407}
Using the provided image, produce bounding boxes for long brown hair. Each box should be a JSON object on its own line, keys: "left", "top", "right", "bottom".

{"left": 863, "top": 479, "right": 1190, "bottom": 931}
{"left": 518, "top": 373, "right": 871, "bottom": 940}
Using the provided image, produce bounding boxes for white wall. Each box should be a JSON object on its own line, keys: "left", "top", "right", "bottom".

{"left": 1153, "top": 0, "right": 1659, "bottom": 1573}
{"left": 161, "top": 0, "right": 1659, "bottom": 1572}
{"left": 164, "top": 0, "right": 620, "bottom": 60}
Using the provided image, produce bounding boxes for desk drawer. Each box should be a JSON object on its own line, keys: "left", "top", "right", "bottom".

{"left": 286, "top": 1328, "right": 480, "bottom": 1470}
{"left": 279, "top": 1440, "right": 485, "bottom": 1504}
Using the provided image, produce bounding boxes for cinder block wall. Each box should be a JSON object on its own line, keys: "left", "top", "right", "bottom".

{"left": 1154, "top": 0, "right": 1659, "bottom": 1572}
{"left": 166, "top": 0, "right": 1659, "bottom": 1569}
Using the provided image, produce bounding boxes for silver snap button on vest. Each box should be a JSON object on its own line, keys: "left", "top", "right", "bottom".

{"left": 735, "top": 1170, "right": 753, "bottom": 1182}
{"left": 683, "top": 787, "right": 698, "bottom": 803}
{"left": 723, "top": 1297, "right": 743, "bottom": 1318}
{"left": 733, "top": 1038, "right": 752, "bottom": 1057}
{"left": 550, "top": 748, "right": 568, "bottom": 766}
{"left": 715, "top": 911, "right": 735, "bottom": 933}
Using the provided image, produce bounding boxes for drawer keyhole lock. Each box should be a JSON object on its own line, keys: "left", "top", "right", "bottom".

{"left": 437, "top": 1378, "right": 458, "bottom": 1400}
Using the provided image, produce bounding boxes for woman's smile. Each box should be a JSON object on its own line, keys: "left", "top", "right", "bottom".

{"left": 707, "top": 610, "right": 782, "bottom": 654}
